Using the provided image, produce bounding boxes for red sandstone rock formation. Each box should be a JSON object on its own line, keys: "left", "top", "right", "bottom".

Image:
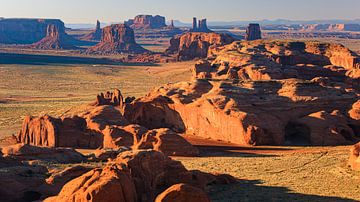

{"left": 80, "top": 20, "right": 102, "bottom": 41}
{"left": 349, "top": 100, "right": 360, "bottom": 121}
{"left": 155, "top": 183, "right": 211, "bottom": 202}
{"left": 45, "top": 150, "right": 235, "bottom": 202}
{"left": 31, "top": 24, "right": 76, "bottom": 49}
{"left": 44, "top": 164, "right": 137, "bottom": 202}
{"left": 125, "top": 15, "right": 167, "bottom": 29}
{"left": 194, "top": 40, "right": 360, "bottom": 84}
{"left": 0, "top": 18, "right": 66, "bottom": 44}
{"left": 17, "top": 115, "right": 103, "bottom": 148}
{"left": 122, "top": 78, "right": 359, "bottom": 146}
{"left": 1, "top": 143, "right": 87, "bottom": 163}
{"left": 166, "top": 32, "right": 234, "bottom": 60}
{"left": 349, "top": 142, "right": 360, "bottom": 171}
{"left": 134, "top": 128, "right": 199, "bottom": 156}
{"left": 93, "top": 89, "right": 125, "bottom": 108}
{"left": 87, "top": 24, "right": 148, "bottom": 54}
{"left": 245, "top": 23, "right": 262, "bottom": 41}
{"left": 45, "top": 165, "right": 92, "bottom": 195}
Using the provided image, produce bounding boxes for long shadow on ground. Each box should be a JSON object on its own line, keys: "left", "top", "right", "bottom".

{"left": 208, "top": 179, "right": 357, "bottom": 202}
{"left": 196, "top": 145, "right": 294, "bottom": 158}
{"left": 0, "top": 52, "right": 158, "bottom": 66}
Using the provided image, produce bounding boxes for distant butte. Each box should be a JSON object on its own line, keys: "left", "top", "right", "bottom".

{"left": 87, "top": 24, "right": 148, "bottom": 54}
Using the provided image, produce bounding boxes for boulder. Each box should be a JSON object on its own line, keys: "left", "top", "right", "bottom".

{"left": 87, "top": 24, "right": 148, "bottom": 54}
{"left": 102, "top": 124, "right": 146, "bottom": 149}
{"left": 114, "top": 150, "right": 218, "bottom": 201}
{"left": 45, "top": 165, "right": 92, "bottom": 195}
{"left": 134, "top": 128, "right": 199, "bottom": 156}
{"left": 155, "top": 183, "right": 211, "bottom": 202}
{"left": 166, "top": 32, "right": 234, "bottom": 61}
{"left": 349, "top": 142, "right": 360, "bottom": 171}
{"left": 349, "top": 100, "right": 360, "bottom": 121}
{"left": 44, "top": 164, "right": 137, "bottom": 202}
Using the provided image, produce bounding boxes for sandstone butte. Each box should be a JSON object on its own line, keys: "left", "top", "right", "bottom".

{"left": 87, "top": 24, "right": 149, "bottom": 54}
{"left": 166, "top": 32, "right": 235, "bottom": 61}
{"left": 245, "top": 23, "right": 262, "bottom": 41}
{"left": 31, "top": 23, "right": 76, "bottom": 49}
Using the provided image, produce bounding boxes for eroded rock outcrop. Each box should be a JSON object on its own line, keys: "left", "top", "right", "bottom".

{"left": 31, "top": 24, "right": 76, "bottom": 49}
{"left": 17, "top": 115, "right": 103, "bottom": 148}
{"left": 134, "top": 128, "right": 199, "bottom": 156}
{"left": 155, "top": 183, "right": 211, "bottom": 202}
{"left": 44, "top": 164, "right": 137, "bottom": 202}
{"left": 349, "top": 142, "right": 360, "bottom": 171}
{"left": 87, "top": 24, "right": 148, "bottom": 54}
{"left": 1, "top": 143, "right": 87, "bottom": 163}
{"left": 122, "top": 78, "right": 359, "bottom": 146}
{"left": 166, "top": 32, "right": 234, "bottom": 60}
{"left": 194, "top": 40, "right": 360, "bottom": 87}
{"left": 45, "top": 150, "right": 235, "bottom": 202}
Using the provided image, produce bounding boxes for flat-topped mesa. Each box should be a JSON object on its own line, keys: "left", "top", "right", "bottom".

{"left": 301, "top": 24, "right": 360, "bottom": 32}
{"left": 190, "top": 17, "right": 212, "bottom": 33}
{"left": 0, "top": 18, "right": 66, "bottom": 44}
{"left": 245, "top": 23, "right": 262, "bottom": 41}
{"left": 31, "top": 23, "right": 76, "bottom": 49}
{"left": 166, "top": 32, "right": 235, "bottom": 61}
{"left": 125, "top": 15, "right": 167, "bottom": 29}
{"left": 80, "top": 20, "right": 102, "bottom": 41}
{"left": 87, "top": 24, "right": 148, "bottom": 54}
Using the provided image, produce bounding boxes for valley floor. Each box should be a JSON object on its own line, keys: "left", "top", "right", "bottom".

{"left": 176, "top": 137, "right": 360, "bottom": 201}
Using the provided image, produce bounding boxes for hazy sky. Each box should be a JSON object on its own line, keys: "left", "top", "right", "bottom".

{"left": 0, "top": 0, "right": 359, "bottom": 23}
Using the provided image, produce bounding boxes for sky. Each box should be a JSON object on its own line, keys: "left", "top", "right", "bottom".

{"left": 0, "top": 0, "right": 359, "bottom": 24}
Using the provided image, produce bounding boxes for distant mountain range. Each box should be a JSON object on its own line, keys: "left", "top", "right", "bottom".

{"left": 66, "top": 19, "right": 360, "bottom": 29}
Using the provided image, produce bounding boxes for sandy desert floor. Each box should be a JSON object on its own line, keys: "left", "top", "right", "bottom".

{"left": 0, "top": 51, "right": 359, "bottom": 201}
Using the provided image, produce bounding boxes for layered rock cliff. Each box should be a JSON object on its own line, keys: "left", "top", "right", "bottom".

{"left": 166, "top": 32, "right": 234, "bottom": 60}
{"left": 87, "top": 24, "right": 148, "bottom": 54}
{"left": 31, "top": 24, "right": 76, "bottom": 49}
{"left": 125, "top": 15, "right": 167, "bottom": 29}
{"left": 0, "top": 18, "right": 69, "bottom": 44}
